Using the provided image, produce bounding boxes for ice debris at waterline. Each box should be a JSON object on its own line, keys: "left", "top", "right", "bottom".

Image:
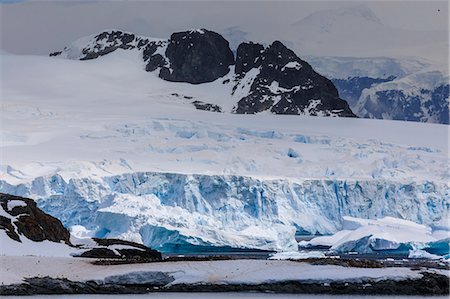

{"left": 269, "top": 251, "right": 326, "bottom": 260}
{"left": 299, "top": 216, "right": 450, "bottom": 258}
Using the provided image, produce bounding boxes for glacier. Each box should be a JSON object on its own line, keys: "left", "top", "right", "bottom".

{"left": 1, "top": 172, "right": 448, "bottom": 252}
{"left": 0, "top": 48, "right": 448, "bottom": 253}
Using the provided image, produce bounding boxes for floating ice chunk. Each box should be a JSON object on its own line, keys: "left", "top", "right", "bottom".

{"left": 408, "top": 249, "right": 441, "bottom": 260}
{"left": 301, "top": 216, "right": 449, "bottom": 258}
{"left": 299, "top": 230, "right": 352, "bottom": 248}
{"left": 269, "top": 250, "right": 325, "bottom": 260}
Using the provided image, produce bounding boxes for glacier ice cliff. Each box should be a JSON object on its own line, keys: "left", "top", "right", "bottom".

{"left": 0, "top": 172, "right": 448, "bottom": 252}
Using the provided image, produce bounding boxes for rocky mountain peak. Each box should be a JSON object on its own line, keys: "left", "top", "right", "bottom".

{"left": 233, "top": 40, "right": 355, "bottom": 116}
{"left": 235, "top": 42, "right": 264, "bottom": 76}
{"left": 159, "top": 29, "right": 235, "bottom": 84}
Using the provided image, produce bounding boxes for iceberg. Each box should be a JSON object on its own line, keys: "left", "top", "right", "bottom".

{"left": 300, "top": 216, "right": 450, "bottom": 258}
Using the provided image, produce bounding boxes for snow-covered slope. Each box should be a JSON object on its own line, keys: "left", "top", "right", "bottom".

{"left": 1, "top": 50, "right": 448, "bottom": 252}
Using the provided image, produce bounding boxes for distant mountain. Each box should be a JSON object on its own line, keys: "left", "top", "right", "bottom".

{"left": 51, "top": 29, "right": 355, "bottom": 117}
{"left": 306, "top": 56, "right": 434, "bottom": 80}
{"left": 332, "top": 76, "right": 396, "bottom": 108}
{"left": 293, "top": 4, "right": 383, "bottom": 35}
{"left": 290, "top": 5, "right": 448, "bottom": 63}
{"left": 307, "top": 56, "right": 449, "bottom": 124}
{"left": 355, "top": 71, "right": 449, "bottom": 124}
{"left": 220, "top": 26, "right": 250, "bottom": 51}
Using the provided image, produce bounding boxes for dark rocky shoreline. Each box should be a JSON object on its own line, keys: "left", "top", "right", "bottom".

{"left": 1, "top": 272, "right": 448, "bottom": 296}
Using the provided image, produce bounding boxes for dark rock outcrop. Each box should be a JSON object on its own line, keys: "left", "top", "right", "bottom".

{"left": 192, "top": 100, "right": 223, "bottom": 112}
{"left": 49, "top": 30, "right": 154, "bottom": 60}
{"left": 0, "top": 193, "right": 71, "bottom": 244}
{"left": 49, "top": 51, "right": 62, "bottom": 57}
{"left": 0, "top": 193, "right": 162, "bottom": 261}
{"left": 235, "top": 42, "right": 264, "bottom": 76}
{"left": 233, "top": 41, "right": 356, "bottom": 117}
{"left": 79, "top": 31, "right": 150, "bottom": 60}
{"left": 159, "top": 29, "right": 234, "bottom": 84}
{"left": 145, "top": 54, "right": 167, "bottom": 72}
{"left": 79, "top": 238, "right": 162, "bottom": 261}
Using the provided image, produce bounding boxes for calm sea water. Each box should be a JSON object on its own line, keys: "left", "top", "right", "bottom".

{"left": 3, "top": 294, "right": 447, "bottom": 299}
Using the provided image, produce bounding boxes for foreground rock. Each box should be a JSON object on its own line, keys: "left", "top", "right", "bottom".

{"left": 0, "top": 193, "right": 161, "bottom": 261}
{"left": 1, "top": 271, "right": 447, "bottom": 295}
{"left": 0, "top": 193, "right": 71, "bottom": 245}
{"left": 78, "top": 238, "right": 162, "bottom": 261}
{"left": 1, "top": 256, "right": 448, "bottom": 295}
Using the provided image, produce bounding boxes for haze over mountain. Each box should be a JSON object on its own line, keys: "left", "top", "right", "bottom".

{"left": 1, "top": 1, "right": 448, "bottom": 64}
{"left": 288, "top": 4, "right": 448, "bottom": 63}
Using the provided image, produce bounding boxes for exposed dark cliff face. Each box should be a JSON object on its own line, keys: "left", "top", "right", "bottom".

{"left": 77, "top": 31, "right": 151, "bottom": 60}
{"left": 159, "top": 29, "right": 235, "bottom": 84}
{"left": 0, "top": 193, "right": 71, "bottom": 244}
{"left": 235, "top": 42, "right": 264, "bottom": 76}
{"left": 233, "top": 41, "right": 356, "bottom": 117}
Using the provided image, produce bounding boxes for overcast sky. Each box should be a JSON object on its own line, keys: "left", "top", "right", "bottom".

{"left": 0, "top": 0, "right": 448, "bottom": 57}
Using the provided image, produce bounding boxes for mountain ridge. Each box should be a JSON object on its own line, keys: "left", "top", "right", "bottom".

{"left": 51, "top": 28, "right": 356, "bottom": 118}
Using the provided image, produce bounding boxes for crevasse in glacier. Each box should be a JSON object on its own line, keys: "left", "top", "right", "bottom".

{"left": 0, "top": 171, "right": 448, "bottom": 252}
